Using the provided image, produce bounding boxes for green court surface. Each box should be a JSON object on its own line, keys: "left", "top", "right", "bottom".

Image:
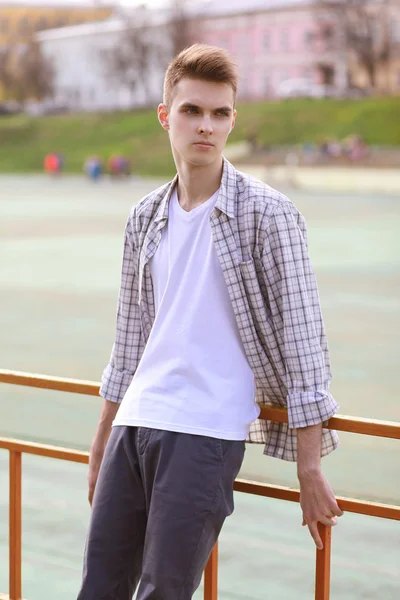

{"left": 0, "top": 174, "right": 399, "bottom": 599}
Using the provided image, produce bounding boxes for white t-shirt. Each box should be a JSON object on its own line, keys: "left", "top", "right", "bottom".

{"left": 113, "top": 187, "right": 259, "bottom": 439}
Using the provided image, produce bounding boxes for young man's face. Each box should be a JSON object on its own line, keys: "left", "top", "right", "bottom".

{"left": 158, "top": 78, "right": 236, "bottom": 167}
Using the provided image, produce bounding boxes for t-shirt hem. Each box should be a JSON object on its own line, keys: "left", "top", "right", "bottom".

{"left": 112, "top": 417, "right": 248, "bottom": 441}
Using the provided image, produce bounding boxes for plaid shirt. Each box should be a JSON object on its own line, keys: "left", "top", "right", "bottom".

{"left": 101, "top": 158, "right": 339, "bottom": 461}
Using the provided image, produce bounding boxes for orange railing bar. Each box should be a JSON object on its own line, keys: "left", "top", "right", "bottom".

{"left": 0, "top": 438, "right": 89, "bottom": 464}
{"left": 1, "top": 436, "right": 400, "bottom": 600}
{"left": 0, "top": 369, "right": 100, "bottom": 397}
{"left": 315, "top": 523, "right": 331, "bottom": 600}
{"left": 1, "top": 370, "right": 400, "bottom": 600}
{"left": 9, "top": 451, "right": 22, "bottom": 600}
{"left": 204, "top": 540, "right": 218, "bottom": 600}
{"left": 1, "top": 437, "right": 398, "bottom": 521}
{"left": 233, "top": 480, "right": 400, "bottom": 521}
{"left": 1, "top": 369, "right": 399, "bottom": 440}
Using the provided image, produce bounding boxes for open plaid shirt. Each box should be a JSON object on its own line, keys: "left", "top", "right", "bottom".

{"left": 101, "top": 158, "right": 339, "bottom": 461}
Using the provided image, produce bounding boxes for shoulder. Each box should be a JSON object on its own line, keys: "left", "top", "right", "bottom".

{"left": 125, "top": 180, "right": 174, "bottom": 237}
{"left": 130, "top": 180, "right": 172, "bottom": 220}
{"left": 235, "top": 168, "right": 302, "bottom": 221}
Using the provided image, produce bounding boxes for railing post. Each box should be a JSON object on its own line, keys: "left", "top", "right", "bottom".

{"left": 9, "top": 451, "right": 22, "bottom": 600}
{"left": 315, "top": 523, "right": 331, "bottom": 600}
{"left": 204, "top": 541, "right": 218, "bottom": 600}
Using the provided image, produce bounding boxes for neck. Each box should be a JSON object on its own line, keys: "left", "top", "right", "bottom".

{"left": 174, "top": 154, "right": 224, "bottom": 211}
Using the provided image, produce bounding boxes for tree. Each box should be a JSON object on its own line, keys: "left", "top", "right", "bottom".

{"left": 15, "top": 41, "right": 55, "bottom": 103}
{"left": 0, "top": 41, "right": 54, "bottom": 105}
{"left": 100, "top": 2, "right": 192, "bottom": 108}
{"left": 316, "top": 0, "right": 391, "bottom": 89}
{"left": 167, "top": 0, "right": 191, "bottom": 57}
{"left": 0, "top": 47, "right": 15, "bottom": 101}
{"left": 100, "top": 6, "right": 160, "bottom": 108}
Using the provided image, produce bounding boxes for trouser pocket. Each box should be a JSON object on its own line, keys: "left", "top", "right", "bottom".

{"left": 137, "top": 427, "right": 155, "bottom": 455}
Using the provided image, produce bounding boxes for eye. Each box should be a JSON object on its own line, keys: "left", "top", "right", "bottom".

{"left": 216, "top": 110, "right": 229, "bottom": 117}
{"left": 184, "top": 106, "right": 198, "bottom": 114}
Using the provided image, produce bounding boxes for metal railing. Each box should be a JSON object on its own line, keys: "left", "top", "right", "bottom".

{"left": 1, "top": 368, "right": 399, "bottom": 600}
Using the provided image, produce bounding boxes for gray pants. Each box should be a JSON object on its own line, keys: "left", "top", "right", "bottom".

{"left": 77, "top": 426, "right": 245, "bottom": 600}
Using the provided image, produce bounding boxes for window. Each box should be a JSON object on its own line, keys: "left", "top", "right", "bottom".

{"left": 19, "top": 17, "right": 30, "bottom": 34}
{"left": 371, "top": 21, "right": 383, "bottom": 45}
{"left": 323, "top": 26, "right": 335, "bottom": 50}
{"left": 0, "top": 18, "right": 9, "bottom": 34}
{"left": 263, "top": 74, "right": 270, "bottom": 95}
{"left": 240, "top": 75, "right": 248, "bottom": 98}
{"left": 304, "top": 31, "right": 314, "bottom": 49}
{"left": 238, "top": 33, "right": 249, "bottom": 54}
{"left": 72, "top": 88, "right": 80, "bottom": 105}
{"left": 303, "top": 68, "right": 313, "bottom": 82}
{"left": 217, "top": 35, "right": 228, "bottom": 50}
{"left": 281, "top": 30, "right": 289, "bottom": 51}
{"left": 37, "top": 17, "right": 48, "bottom": 31}
{"left": 391, "top": 19, "right": 400, "bottom": 43}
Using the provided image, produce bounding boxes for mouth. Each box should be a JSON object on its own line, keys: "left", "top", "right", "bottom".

{"left": 193, "top": 142, "right": 214, "bottom": 149}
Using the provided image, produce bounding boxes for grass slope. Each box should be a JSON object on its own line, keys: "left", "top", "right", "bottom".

{"left": 0, "top": 97, "right": 399, "bottom": 176}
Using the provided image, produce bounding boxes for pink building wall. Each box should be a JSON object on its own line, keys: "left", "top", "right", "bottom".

{"left": 192, "top": 5, "right": 346, "bottom": 99}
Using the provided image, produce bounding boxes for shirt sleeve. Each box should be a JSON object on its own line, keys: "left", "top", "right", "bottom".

{"left": 100, "top": 213, "right": 142, "bottom": 403}
{"left": 262, "top": 201, "right": 339, "bottom": 428}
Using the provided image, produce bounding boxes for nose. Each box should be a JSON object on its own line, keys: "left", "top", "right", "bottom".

{"left": 198, "top": 115, "right": 213, "bottom": 136}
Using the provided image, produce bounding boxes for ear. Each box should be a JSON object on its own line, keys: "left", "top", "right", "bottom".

{"left": 158, "top": 104, "right": 169, "bottom": 130}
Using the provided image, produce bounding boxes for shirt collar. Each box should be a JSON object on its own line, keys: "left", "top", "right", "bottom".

{"left": 215, "top": 157, "right": 236, "bottom": 219}
{"left": 154, "top": 156, "right": 236, "bottom": 224}
{"left": 153, "top": 174, "right": 178, "bottom": 225}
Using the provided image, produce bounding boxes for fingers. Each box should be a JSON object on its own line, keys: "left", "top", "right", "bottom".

{"left": 332, "top": 503, "right": 344, "bottom": 517}
{"left": 88, "top": 478, "right": 96, "bottom": 507}
{"left": 303, "top": 514, "right": 339, "bottom": 549}
{"left": 88, "top": 470, "right": 98, "bottom": 507}
{"left": 320, "top": 515, "right": 338, "bottom": 527}
{"left": 302, "top": 514, "right": 339, "bottom": 528}
{"left": 308, "top": 521, "right": 323, "bottom": 550}
{"left": 325, "top": 496, "right": 344, "bottom": 518}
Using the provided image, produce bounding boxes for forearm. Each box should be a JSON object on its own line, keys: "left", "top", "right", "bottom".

{"left": 92, "top": 399, "right": 120, "bottom": 450}
{"left": 296, "top": 423, "right": 322, "bottom": 479}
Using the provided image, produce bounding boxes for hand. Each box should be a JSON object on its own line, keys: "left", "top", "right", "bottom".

{"left": 299, "top": 468, "right": 344, "bottom": 550}
{"left": 88, "top": 441, "right": 105, "bottom": 506}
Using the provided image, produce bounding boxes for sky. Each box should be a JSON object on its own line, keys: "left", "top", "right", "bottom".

{"left": 0, "top": 0, "right": 188, "bottom": 5}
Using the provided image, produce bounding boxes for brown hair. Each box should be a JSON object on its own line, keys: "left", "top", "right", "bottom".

{"left": 163, "top": 44, "right": 238, "bottom": 108}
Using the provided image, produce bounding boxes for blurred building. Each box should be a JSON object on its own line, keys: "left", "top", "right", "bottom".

{"left": 35, "top": 10, "right": 173, "bottom": 113}
{"left": 0, "top": 2, "right": 113, "bottom": 45}
{"left": 389, "top": 9, "right": 400, "bottom": 94}
{"left": 33, "top": 0, "right": 400, "bottom": 113}
{"left": 347, "top": 0, "right": 400, "bottom": 96}
{"left": 37, "top": 0, "right": 347, "bottom": 112}
{"left": 193, "top": 0, "right": 348, "bottom": 99}
{"left": 194, "top": 0, "right": 399, "bottom": 99}
{"left": 0, "top": 1, "right": 114, "bottom": 103}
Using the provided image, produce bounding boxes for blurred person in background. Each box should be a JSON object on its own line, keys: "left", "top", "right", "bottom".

{"left": 43, "top": 152, "right": 63, "bottom": 176}
{"left": 77, "top": 44, "right": 343, "bottom": 600}
{"left": 108, "top": 154, "right": 132, "bottom": 178}
{"left": 84, "top": 155, "right": 104, "bottom": 181}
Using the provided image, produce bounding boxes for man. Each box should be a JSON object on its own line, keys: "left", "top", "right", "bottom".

{"left": 77, "top": 44, "right": 343, "bottom": 600}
